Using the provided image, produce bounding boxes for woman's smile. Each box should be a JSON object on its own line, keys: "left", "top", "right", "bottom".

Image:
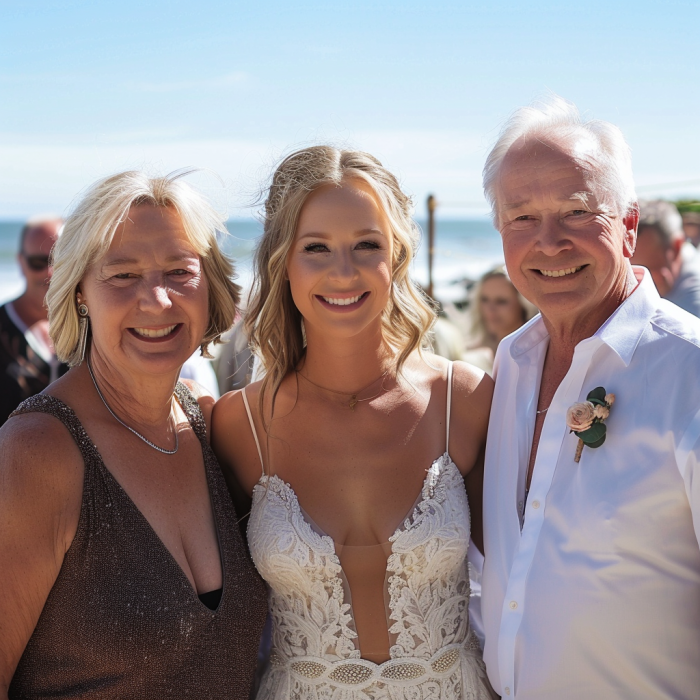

{"left": 127, "top": 323, "right": 184, "bottom": 342}
{"left": 316, "top": 291, "right": 370, "bottom": 311}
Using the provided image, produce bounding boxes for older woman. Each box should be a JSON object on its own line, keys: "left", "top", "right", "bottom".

{"left": 0, "top": 172, "right": 267, "bottom": 698}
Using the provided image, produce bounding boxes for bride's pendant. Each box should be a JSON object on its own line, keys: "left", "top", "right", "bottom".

{"left": 349, "top": 394, "right": 358, "bottom": 411}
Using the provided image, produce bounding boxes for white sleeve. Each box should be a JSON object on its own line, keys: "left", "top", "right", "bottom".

{"left": 467, "top": 538, "right": 486, "bottom": 649}
{"left": 676, "top": 407, "right": 700, "bottom": 548}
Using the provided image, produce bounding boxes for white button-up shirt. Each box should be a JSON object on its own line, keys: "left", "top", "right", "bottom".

{"left": 482, "top": 268, "right": 700, "bottom": 699}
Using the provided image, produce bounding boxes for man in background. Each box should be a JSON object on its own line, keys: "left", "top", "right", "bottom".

{"left": 682, "top": 211, "right": 700, "bottom": 247}
{"left": 631, "top": 199, "right": 700, "bottom": 317}
{"left": 0, "top": 216, "right": 68, "bottom": 423}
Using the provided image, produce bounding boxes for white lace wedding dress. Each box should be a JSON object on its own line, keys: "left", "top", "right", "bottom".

{"left": 243, "top": 364, "right": 496, "bottom": 700}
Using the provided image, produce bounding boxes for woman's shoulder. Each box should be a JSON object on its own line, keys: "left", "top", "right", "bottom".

{"left": 214, "top": 380, "right": 260, "bottom": 420}
{"left": 0, "top": 405, "right": 85, "bottom": 526}
{"left": 419, "top": 351, "right": 494, "bottom": 395}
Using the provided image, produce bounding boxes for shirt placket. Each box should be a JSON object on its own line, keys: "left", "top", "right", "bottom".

{"left": 498, "top": 337, "right": 602, "bottom": 698}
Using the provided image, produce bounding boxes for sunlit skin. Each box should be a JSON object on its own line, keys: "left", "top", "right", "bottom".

{"left": 631, "top": 225, "right": 683, "bottom": 297}
{"left": 497, "top": 136, "right": 638, "bottom": 346}
{"left": 287, "top": 178, "right": 394, "bottom": 361}
{"left": 80, "top": 204, "right": 210, "bottom": 405}
{"left": 212, "top": 177, "right": 493, "bottom": 663}
{"left": 496, "top": 135, "right": 639, "bottom": 489}
{"left": 479, "top": 275, "right": 525, "bottom": 345}
{"left": 0, "top": 204, "right": 223, "bottom": 692}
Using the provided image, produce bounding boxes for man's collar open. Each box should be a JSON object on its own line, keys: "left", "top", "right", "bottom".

{"left": 509, "top": 267, "right": 659, "bottom": 367}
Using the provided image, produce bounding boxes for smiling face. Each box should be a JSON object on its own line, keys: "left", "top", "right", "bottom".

{"left": 79, "top": 204, "right": 209, "bottom": 378}
{"left": 286, "top": 178, "right": 393, "bottom": 342}
{"left": 495, "top": 136, "right": 637, "bottom": 333}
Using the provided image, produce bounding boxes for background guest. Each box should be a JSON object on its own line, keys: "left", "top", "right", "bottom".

{"left": 0, "top": 216, "right": 67, "bottom": 424}
{"left": 682, "top": 210, "right": 700, "bottom": 247}
{"left": 631, "top": 199, "right": 700, "bottom": 316}
{"left": 462, "top": 265, "right": 537, "bottom": 374}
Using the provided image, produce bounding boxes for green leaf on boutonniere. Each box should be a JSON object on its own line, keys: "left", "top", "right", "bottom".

{"left": 576, "top": 421, "right": 606, "bottom": 447}
{"left": 586, "top": 387, "right": 607, "bottom": 404}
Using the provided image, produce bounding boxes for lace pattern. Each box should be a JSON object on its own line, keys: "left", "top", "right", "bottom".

{"left": 248, "top": 456, "right": 497, "bottom": 699}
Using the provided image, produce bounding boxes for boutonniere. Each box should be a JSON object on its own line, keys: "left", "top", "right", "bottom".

{"left": 566, "top": 387, "right": 615, "bottom": 463}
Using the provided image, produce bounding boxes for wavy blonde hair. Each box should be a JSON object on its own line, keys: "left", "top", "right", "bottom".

{"left": 48, "top": 170, "right": 240, "bottom": 366}
{"left": 246, "top": 146, "right": 436, "bottom": 408}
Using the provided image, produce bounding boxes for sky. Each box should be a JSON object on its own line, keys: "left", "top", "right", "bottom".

{"left": 1, "top": 0, "right": 699, "bottom": 220}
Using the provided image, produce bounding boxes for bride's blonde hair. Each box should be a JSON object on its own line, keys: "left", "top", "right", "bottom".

{"left": 246, "top": 145, "right": 436, "bottom": 409}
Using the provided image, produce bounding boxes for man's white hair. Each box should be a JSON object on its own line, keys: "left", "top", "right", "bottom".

{"left": 483, "top": 94, "right": 637, "bottom": 225}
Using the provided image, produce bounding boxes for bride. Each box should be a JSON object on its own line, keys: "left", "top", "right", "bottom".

{"left": 212, "top": 146, "right": 496, "bottom": 699}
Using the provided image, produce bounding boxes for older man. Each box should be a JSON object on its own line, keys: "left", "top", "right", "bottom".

{"left": 630, "top": 199, "right": 700, "bottom": 317}
{"left": 0, "top": 216, "right": 67, "bottom": 423}
{"left": 481, "top": 97, "right": 700, "bottom": 699}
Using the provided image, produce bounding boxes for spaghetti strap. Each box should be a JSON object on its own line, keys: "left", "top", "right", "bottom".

{"left": 241, "top": 388, "right": 265, "bottom": 476}
{"left": 446, "top": 361, "right": 454, "bottom": 452}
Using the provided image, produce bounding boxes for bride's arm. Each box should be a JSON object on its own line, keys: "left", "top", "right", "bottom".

{"left": 447, "top": 361, "right": 494, "bottom": 555}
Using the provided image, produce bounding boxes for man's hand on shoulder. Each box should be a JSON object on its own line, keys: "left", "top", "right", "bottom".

{"left": 180, "top": 379, "right": 215, "bottom": 439}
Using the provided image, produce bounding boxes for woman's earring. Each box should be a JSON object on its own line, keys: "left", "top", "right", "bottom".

{"left": 76, "top": 302, "right": 89, "bottom": 364}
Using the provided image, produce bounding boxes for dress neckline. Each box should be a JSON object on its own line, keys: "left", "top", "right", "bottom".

{"left": 254, "top": 451, "right": 460, "bottom": 550}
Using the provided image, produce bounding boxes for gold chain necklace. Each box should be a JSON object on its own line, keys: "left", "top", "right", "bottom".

{"left": 296, "top": 369, "right": 391, "bottom": 410}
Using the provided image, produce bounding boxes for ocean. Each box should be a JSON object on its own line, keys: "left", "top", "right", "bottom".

{"left": 0, "top": 218, "right": 504, "bottom": 306}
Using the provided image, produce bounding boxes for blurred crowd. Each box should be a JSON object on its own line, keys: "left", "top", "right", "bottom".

{"left": 2, "top": 199, "right": 699, "bottom": 423}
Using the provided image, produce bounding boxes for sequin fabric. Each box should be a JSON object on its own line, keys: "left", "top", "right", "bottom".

{"left": 8, "top": 384, "right": 268, "bottom": 700}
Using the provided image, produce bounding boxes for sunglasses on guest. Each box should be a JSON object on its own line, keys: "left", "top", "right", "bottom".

{"left": 22, "top": 253, "right": 51, "bottom": 271}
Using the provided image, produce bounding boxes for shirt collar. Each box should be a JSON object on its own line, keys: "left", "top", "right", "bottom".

{"left": 510, "top": 266, "right": 659, "bottom": 367}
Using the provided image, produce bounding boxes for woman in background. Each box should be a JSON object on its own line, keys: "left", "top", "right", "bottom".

{"left": 213, "top": 146, "right": 496, "bottom": 699}
{"left": 0, "top": 171, "right": 267, "bottom": 699}
{"left": 462, "top": 265, "right": 537, "bottom": 374}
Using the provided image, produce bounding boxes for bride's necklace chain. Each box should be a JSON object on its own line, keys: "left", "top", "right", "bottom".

{"left": 87, "top": 357, "right": 179, "bottom": 454}
{"left": 296, "top": 368, "right": 391, "bottom": 411}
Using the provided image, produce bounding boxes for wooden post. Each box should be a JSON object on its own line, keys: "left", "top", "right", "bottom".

{"left": 427, "top": 194, "right": 436, "bottom": 299}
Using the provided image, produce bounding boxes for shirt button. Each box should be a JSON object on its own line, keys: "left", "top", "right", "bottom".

{"left": 505, "top": 687, "right": 511, "bottom": 695}
{"left": 509, "top": 600, "right": 518, "bottom": 610}
{"left": 532, "top": 500, "right": 540, "bottom": 509}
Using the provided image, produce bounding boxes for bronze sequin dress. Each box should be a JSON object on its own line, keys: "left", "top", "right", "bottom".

{"left": 8, "top": 384, "right": 268, "bottom": 700}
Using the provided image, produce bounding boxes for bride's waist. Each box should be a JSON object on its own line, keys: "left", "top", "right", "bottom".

{"left": 268, "top": 641, "right": 477, "bottom": 687}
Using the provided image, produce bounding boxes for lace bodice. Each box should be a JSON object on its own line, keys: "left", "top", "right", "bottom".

{"left": 243, "top": 363, "right": 496, "bottom": 699}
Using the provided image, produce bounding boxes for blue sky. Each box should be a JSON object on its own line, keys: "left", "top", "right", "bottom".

{"left": 1, "top": 0, "right": 699, "bottom": 219}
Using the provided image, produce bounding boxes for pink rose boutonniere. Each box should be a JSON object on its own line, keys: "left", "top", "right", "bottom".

{"left": 566, "top": 387, "right": 615, "bottom": 463}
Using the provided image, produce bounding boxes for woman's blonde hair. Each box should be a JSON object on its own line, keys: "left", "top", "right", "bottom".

{"left": 48, "top": 170, "right": 240, "bottom": 366}
{"left": 466, "top": 265, "right": 538, "bottom": 346}
{"left": 246, "top": 146, "right": 436, "bottom": 408}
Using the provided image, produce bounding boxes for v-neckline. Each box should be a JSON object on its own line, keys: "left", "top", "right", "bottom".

{"left": 86, "top": 392, "right": 226, "bottom": 616}
{"left": 253, "top": 452, "right": 463, "bottom": 663}
{"left": 256, "top": 452, "right": 458, "bottom": 553}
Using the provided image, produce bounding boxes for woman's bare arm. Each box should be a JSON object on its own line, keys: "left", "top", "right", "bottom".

{"left": 448, "top": 361, "right": 494, "bottom": 555}
{"left": 0, "top": 415, "right": 83, "bottom": 693}
{"left": 211, "top": 388, "right": 267, "bottom": 521}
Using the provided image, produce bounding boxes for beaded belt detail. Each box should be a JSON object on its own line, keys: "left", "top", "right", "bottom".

{"left": 270, "top": 643, "right": 465, "bottom": 688}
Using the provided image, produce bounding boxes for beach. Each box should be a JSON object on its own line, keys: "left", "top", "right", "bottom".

{"left": 0, "top": 217, "right": 504, "bottom": 307}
